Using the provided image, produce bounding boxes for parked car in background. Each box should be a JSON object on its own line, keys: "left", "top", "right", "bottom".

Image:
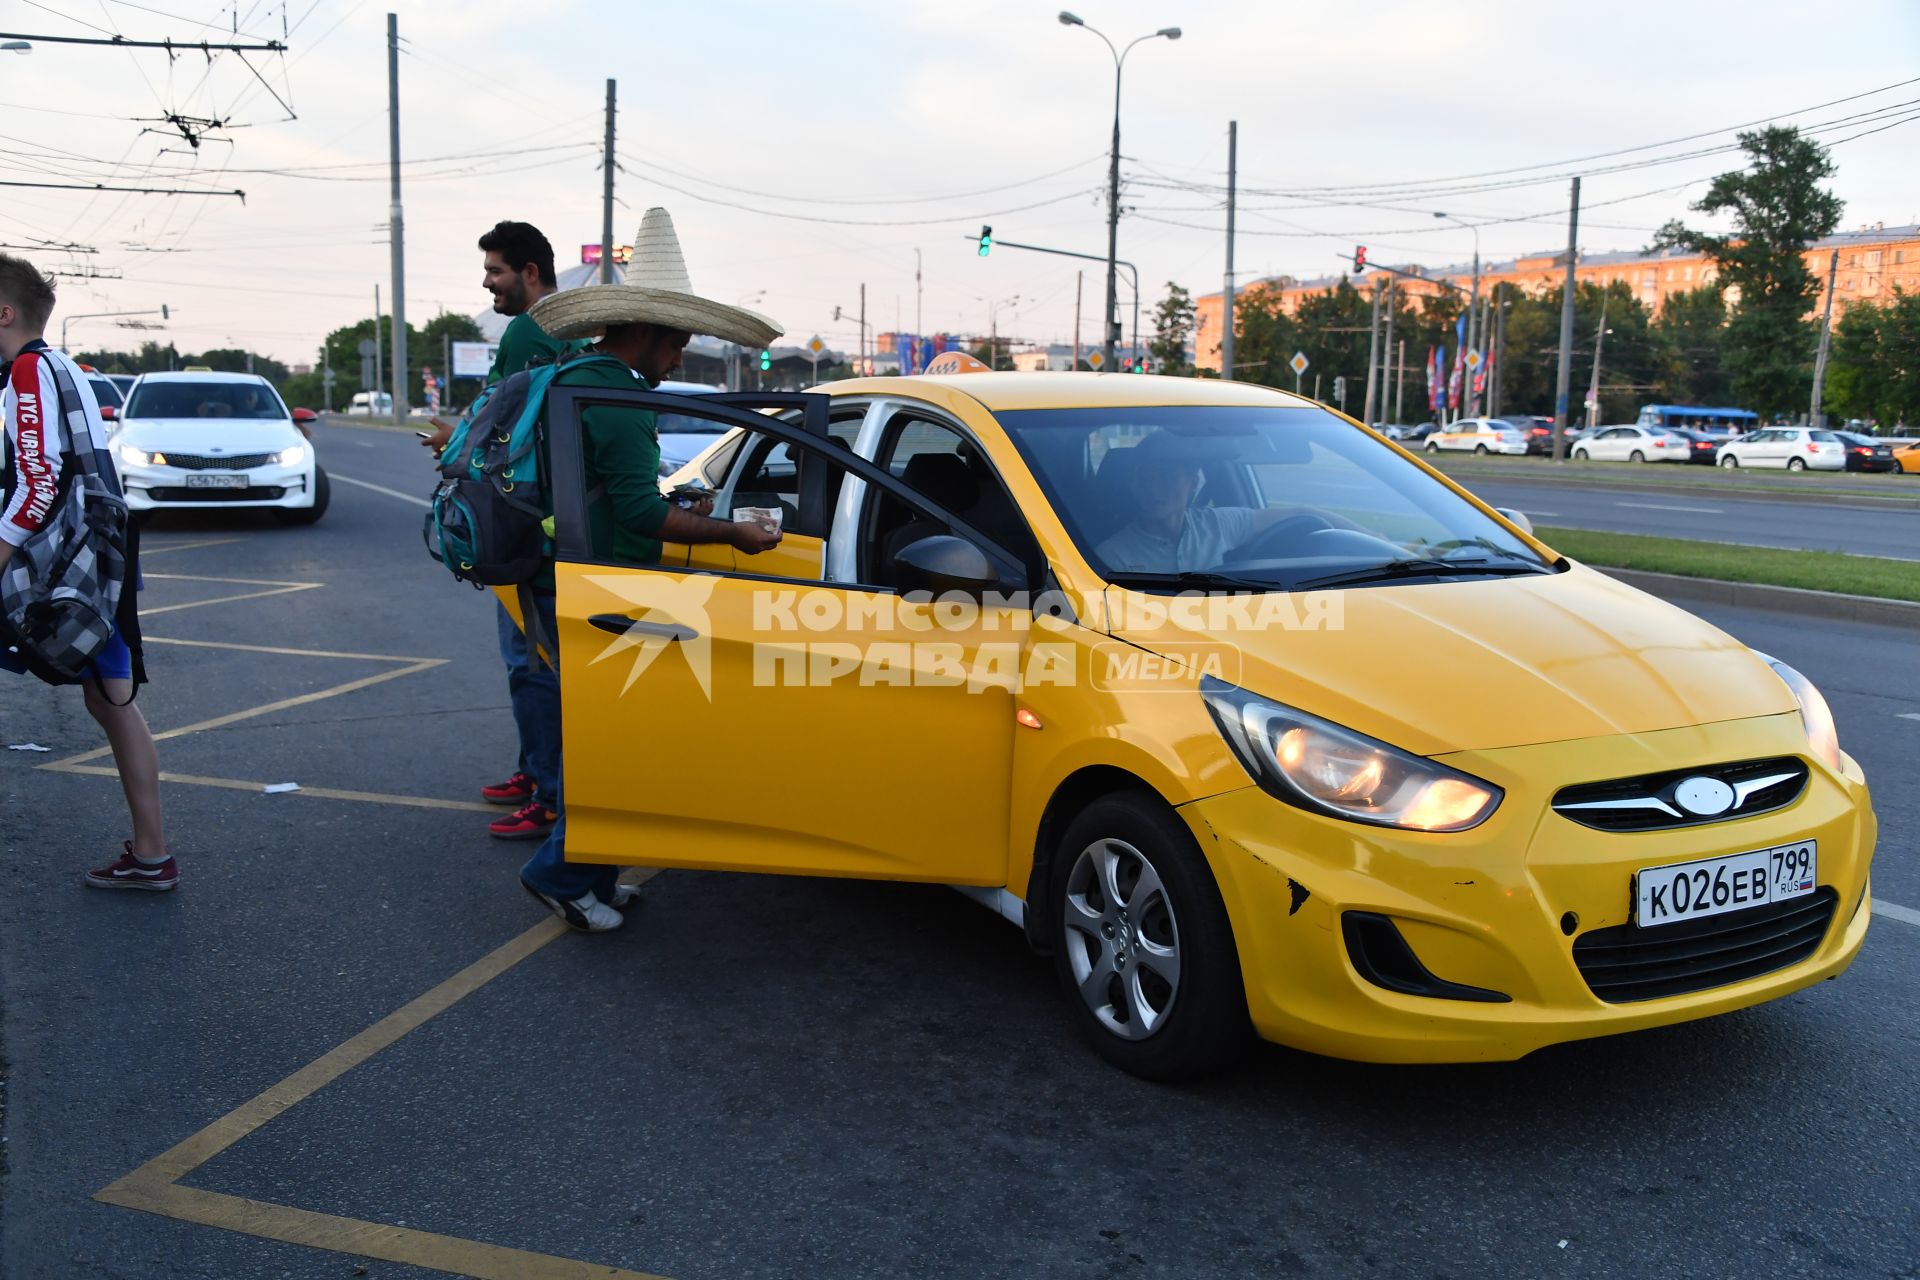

{"left": 1830, "top": 430, "right": 1898, "bottom": 473}
{"left": 347, "top": 390, "right": 393, "bottom": 416}
{"left": 1392, "top": 422, "right": 1440, "bottom": 444}
{"left": 1424, "top": 417, "right": 1529, "bottom": 455}
{"left": 652, "top": 380, "right": 728, "bottom": 475}
{"left": 1716, "top": 427, "right": 1845, "bottom": 472}
{"left": 1571, "top": 425, "right": 1690, "bottom": 463}
{"left": 83, "top": 371, "right": 125, "bottom": 422}
{"left": 1663, "top": 428, "right": 1723, "bottom": 466}
{"left": 1893, "top": 441, "right": 1920, "bottom": 475}
{"left": 112, "top": 371, "right": 328, "bottom": 523}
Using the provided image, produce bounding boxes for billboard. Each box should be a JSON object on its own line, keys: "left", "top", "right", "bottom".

{"left": 580, "top": 243, "right": 633, "bottom": 266}
{"left": 451, "top": 341, "right": 495, "bottom": 379}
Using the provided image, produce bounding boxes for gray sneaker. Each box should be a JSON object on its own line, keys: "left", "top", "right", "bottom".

{"left": 521, "top": 877, "right": 623, "bottom": 932}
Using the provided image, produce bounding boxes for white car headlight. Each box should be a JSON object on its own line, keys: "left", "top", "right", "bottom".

{"left": 274, "top": 444, "right": 307, "bottom": 466}
{"left": 118, "top": 444, "right": 161, "bottom": 468}
{"left": 1755, "top": 652, "right": 1843, "bottom": 771}
{"left": 1201, "top": 677, "right": 1502, "bottom": 832}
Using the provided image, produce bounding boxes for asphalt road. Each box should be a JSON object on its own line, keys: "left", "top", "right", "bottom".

{"left": 1457, "top": 476, "right": 1920, "bottom": 560}
{"left": 0, "top": 417, "right": 1914, "bottom": 1279}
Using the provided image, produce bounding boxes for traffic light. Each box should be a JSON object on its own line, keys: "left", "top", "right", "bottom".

{"left": 1120, "top": 358, "right": 1133, "bottom": 373}
{"left": 1353, "top": 245, "right": 1367, "bottom": 274}
{"left": 1131, "top": 357, "right": 1146, "bottom": 373}
{"left": 978, "top": 225, "right": 993, "bottom": 257}
{"left": 758, "top": 349, "right": 771, "bottom": 372}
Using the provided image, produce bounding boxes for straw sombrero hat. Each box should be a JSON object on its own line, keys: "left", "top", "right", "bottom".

{"left": 528, "top": 207, "right": 782, "bottom": 347}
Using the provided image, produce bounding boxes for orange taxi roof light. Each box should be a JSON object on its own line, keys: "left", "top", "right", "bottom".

{"left": 922, "top": 351, "right": 991, "bottom": 375}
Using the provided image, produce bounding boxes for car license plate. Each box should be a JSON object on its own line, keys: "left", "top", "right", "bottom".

{"left": 1634, "top": 841, "right": 1816, "bottom": 928}
{"left": 184, "top": 473, "right": 248, "bottom": 489}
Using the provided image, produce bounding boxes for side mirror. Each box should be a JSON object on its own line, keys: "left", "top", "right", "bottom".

{"left": 291, "top": 407, "right": 318, "bottom": 423}
{"left": 1495, "top": 507, "right": 1533, "bottom": 535}
{"left": 99, "top": 405, "right": 117, "bottom": 421}
{"left": 892, "top": 534, "right": 999, "bottom": 595}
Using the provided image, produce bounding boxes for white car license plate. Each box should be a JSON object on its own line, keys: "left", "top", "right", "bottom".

{"left": 184, "top": 473, "right": 249, "bottom": 489}
{"left": 1635, "top": 841, "right": 1816, "bottom": 928}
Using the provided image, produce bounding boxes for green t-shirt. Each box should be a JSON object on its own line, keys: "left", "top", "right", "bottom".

{"left": 489, "top": 311, "right": 567, "bottom": 384}
{"left": 536, "top": 353, "right": 667, "bottom": 584}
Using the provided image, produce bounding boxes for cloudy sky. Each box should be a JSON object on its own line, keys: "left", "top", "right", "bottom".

{"left": 7, "top": 0, "right": 1917, "bottom": 369}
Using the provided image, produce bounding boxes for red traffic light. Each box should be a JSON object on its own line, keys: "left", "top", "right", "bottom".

{"left": 1353, "top": 245, "right": 1368, "bottom": 273}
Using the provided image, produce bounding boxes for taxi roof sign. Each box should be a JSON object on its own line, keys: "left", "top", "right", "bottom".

{"left": 922, "top": 351, "right": 990, "bottom": 375}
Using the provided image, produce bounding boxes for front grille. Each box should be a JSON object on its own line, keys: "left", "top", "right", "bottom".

{"left": 1552, "top": 757, "right": 1808, "bottom": 832}
{"left": 146, "top": 485, "right": 287, "bottom": 503}
{"left": 159, "top": 451, "right": 279, "bottom": 471}
{"left": 1572, "top": 888, "right": 1837, "bottom": 1003}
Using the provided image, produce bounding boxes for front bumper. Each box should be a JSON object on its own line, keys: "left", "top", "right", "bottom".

{"left": 122, "top": 460, "right": 317, "bottom": 511}
{"left": 1180, "top": 712, "right": 1874, "bottom": 1063}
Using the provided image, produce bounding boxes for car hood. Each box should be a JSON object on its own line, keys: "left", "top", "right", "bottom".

{"left": 115, "top": 417, "right": 302, "bottom": 452}
{"left": 1103, "top": 563, "right": 1797, "bottom": 755}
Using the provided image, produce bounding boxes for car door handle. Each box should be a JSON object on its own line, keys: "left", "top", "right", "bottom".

{"left": 588, "top": 614, "right": 699, "bottom": 641}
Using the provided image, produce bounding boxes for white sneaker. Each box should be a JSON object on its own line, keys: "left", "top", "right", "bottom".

{"left": 521, "top": 878, "right": 624, "bottom": 933}
{"left": 606, "top": 882, "right": 643, "bottom": 911}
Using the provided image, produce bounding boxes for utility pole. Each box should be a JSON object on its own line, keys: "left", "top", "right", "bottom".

{"left": 1810, "top": 249, "right": 1839, "bottom": 428}
{"left": 373, "top": 283, "right": 383, "bottom": 403}
{"left": 1395, "top": 338, "right": 1406, "bottom": 422}
{"left": 1222, "top": 119, "right": 1237, "bottom": 382}
{"left": 1363, "top": 278, "right": 1382, "bottom": 425}
{"left": 322, "top": 343, "right": 332, "bottom": 413}
{"left": 1380, "top": 277, "right": 1396, "bottom": 421}
{"left": 386, "top": 13, "right": 408, "bottom": 425}
{"left": 600, "top": 79, "right": 616, "bottom": 285}
{"left": 443, "top": 331, "right": 452, "bottom": 410}
{"left": 1073, "top": 270, "right": 1083, "bottom": 370}
{"left": 1490, "top": 283, "right": 1506, "bottom": 419}
{"left": 1551, "top": 176, "right": 1581, "bottom": 461}
{"left": 859, "top": 282, "right": 866, "bottom": 376}
{"left": 914, "top": 248, "right": 923, "bottom": 371}
{"left": 1585, "top": 295, "right": 1610, "bottom": 429}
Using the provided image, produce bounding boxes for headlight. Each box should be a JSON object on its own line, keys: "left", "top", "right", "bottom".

{"left": 275, "top": 444, "right": 307, "bottom": 466}
{"left": 1200, "top": 676, "right": 1502, "bottom": 832}
{"left": 118, "top": 444, "right": 162, "bottom": 467}
{"left": 1756, "top": 653, "right": 1842, "bottom": 771}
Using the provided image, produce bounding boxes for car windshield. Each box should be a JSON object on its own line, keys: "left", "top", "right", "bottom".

{"left": 127, "top": 381, "right": 285, "bottom": 420}
{"left": 995, "top": 404, "right": 1556, "bottom": 591}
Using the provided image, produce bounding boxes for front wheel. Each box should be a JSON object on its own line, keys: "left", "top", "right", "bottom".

{"left": 1720, "top": 454, "right": 1740, "bottom": 468}
{"left": 1425, "top": 441, "right": 1440, "bottom": 453}
{"left": 1051, "top": 792, "right": 1251, "bottom": 1080}
{"left": 1473, "top": 443, "right": 1489, "bottom": 455}
{"left": 276, "top": 466, "right": 330, "bottom": 525}
{"left": 1572, "top": 447, "right": 1589, "bottom": 461}
{"left": 1629, "top": 449, "right": 1645, "bottom": 463}
{"left": 1787, "top": 456, "right": 1807, "bottom": 472}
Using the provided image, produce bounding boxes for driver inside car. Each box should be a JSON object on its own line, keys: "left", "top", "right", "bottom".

{"left": 1096, "top": 429, "right": 1295, "bottom": 574}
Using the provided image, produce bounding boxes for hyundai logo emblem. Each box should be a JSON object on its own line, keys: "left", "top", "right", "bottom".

{"left": 1673, "top": 776, "right": 1736, "bottom": 817}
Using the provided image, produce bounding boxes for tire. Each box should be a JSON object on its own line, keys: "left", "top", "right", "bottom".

{"left": 1473, "top": 443, "right": 1489, "bottom": 455}
{"left": 1629, "top": 449, "right": 1645, "bottom": 463}
{"left": 1787, "top": 456, "right": 1807, "bottom": 472}
{"left": 1425, "top": 441, "right": 1439, "bottom": 453}
{"left": 1050, "top": 792, "right": 1251, "bottom": 1080}
{"left": 1720, "top": 454, "right": 1740, "bottom": 468}
{"left": 1572, "top": 447, "right": 1589, "bottom": 461}
{"left": 276, "top": 465, "right": 330, "bottom": 525}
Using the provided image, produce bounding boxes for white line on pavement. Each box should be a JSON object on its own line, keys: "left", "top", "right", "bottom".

{"left": 1875, "top": 900, "right": 1920, "bottom": 928}
{"left": 1521, "top": 510, "right": 1561, "bottom": 517}
{"left": 330, "top": 473, "right": 430, "bottom": 508}
{"left": 1615, "top": 501, "right": 1726, "bottom": 515}
{"left": 1899, "top": 713, "right": 1920, "bottom": 722}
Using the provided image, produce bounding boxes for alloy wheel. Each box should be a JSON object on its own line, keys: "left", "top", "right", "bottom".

{"left": 1061, "top": 838, "right": 1183, "bottom": 1040}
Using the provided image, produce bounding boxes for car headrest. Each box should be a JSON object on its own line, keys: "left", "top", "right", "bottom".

{"left": 901, "top": 452, "right": 979, "bottom": 514}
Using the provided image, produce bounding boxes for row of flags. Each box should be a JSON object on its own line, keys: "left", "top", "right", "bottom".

{"left": 886, "top": 332, "right": 957, "bottom": 375}
{"left": 1425, "top": 313, "right": 1494, "bottom": 414}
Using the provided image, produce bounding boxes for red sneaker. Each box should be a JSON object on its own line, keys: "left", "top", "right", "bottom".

{"left": 84, "top": 842, "right": 179, "bottom": 892}
{"left": 481, "top": 771, "right": 536, "bottom": 806}
{"left": 489, "top": 801, "right": 557, "bottom": 841}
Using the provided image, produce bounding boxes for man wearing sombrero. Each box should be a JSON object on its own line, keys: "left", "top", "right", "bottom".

{"left": 516, "top": 207, "right": 784, "bottom": 933}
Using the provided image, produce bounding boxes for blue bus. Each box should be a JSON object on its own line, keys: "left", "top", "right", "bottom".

{"left": 1636, "top": 404, "right": 1759, "bottom": 440}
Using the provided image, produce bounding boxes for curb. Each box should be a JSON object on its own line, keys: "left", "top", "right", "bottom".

{"left": 1434, "top": 465, "right": 1920, "bottom": 510}
{"left": 1599, "top": 567, "right": 1920, "bottom": 629}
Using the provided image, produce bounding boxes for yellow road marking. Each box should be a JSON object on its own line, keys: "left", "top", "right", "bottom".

{"left": 98, "top": 894, "right": 672, "bottom": 1279}
{"left": 141, "top": 583, "right": 324, "bottom": 615}
{"left": 44, "top": 659, "right": 446, "bottom": 768}
{"left": 46, "top": 764, "right": 497, "bottom": 814}
{"left": 138, "top": 537, "right": 244, "bottom": 556}
{"left": 146, "top": 572, "right": 325, "bottom": 587}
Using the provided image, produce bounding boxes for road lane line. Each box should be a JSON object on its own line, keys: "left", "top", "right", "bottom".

{"left": 138, "top": 537, "right": 244, "bottom": 557}
{"left": 96, "top": 881, "right": 667, "bottom": 1279}
{"left": 1875, "top": 900, "right": 1920, "bottom": 928}
{"left": 1615, "top": 501, "right": 1726, "bottom": 514}
{"left": 142, "top": 635, "right": 443, "bottom": 663}
{"left": 50, "top": 765, "right": 497, "bottom": 814}
{"left": 1899, "top": 713, "right": 1920, "bottom": 722}
{"left": 331, "top": 472, "right": 431, "bottom": 508}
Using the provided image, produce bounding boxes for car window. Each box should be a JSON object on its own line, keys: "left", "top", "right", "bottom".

{"left": 859, "top": 415, "right": 1040, "bottom": 586}
{"left": 727, "top": 415, "right": 861, "bottom": 539}
{"left": 1811, "top": 431, "right": 1838, "bottom": 443}
{"left": 87, "top": 377, "right": 124, "bottom": 411}
{"left": 127, "top": 381, "right": 286, "bottom": 420}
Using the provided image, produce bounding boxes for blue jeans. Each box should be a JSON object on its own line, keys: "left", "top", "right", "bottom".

{"left": 515, "top": 591, "right": 618, "bottom": 904}
{"left": 497, "top": 598, "right": 560, "bottom": 810}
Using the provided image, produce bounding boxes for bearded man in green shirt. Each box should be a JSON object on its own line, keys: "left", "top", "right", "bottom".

{"left": 518, "top": 207, "right": 783, "bottom": 933}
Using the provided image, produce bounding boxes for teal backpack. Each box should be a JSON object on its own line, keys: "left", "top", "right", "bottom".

{"left": 424, "top": 351, "right": 624, "bottom": 586}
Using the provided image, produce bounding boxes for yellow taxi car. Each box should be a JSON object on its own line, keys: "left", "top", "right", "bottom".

{"left": 539, "top": 372, "right": 1875, "bottom": 1079}
{"left": 1894, "top": 441, "right": 1920, "bottom": 474}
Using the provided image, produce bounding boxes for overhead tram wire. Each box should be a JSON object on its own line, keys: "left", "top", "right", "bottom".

{"left": 623, "top": 151, "right": 1108, "bottom": 207}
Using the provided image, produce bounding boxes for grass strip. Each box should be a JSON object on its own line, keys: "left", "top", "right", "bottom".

{"left": 1429, "top": 454, "right": 1914, "bottom": 498}
{"left": 1535, "top": 526, "right": 1920, "bottom": 604}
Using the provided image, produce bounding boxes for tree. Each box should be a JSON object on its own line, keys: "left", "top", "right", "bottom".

{"left": 1490, "top": 282, "right": 1659, "bottom": 424}
{"left": 1650, "top": 284, "right": 1732, "bottom": 406}
{"left": 1825, "top": 288, "right": 1920, "bottom": 428}
{"left": 1231, "top": 287, "right": 1299, "bottom": 390}
{"left": 1653, "top": 126, "right": 1843, "bottom": 416}
{"left": 1148, "top": 282, "right": 1196, "bottom": 376}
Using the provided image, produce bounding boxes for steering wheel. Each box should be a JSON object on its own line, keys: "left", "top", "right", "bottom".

{"left": 1225, "top": 512, "right": 1335, "bottom": 560}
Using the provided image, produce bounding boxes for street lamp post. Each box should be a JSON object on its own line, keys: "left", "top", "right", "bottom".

{"left": 61, "top": 305, "right": 169, "bottom": 352}
{"left": 1058, "top": 11, "right": 1180, "bottom": 373}
{"left": 1433, "top": 212, "right": 1480, "bottom": 420}
{"left": 986, "top": 294, "right": 1021, "bottom": 369}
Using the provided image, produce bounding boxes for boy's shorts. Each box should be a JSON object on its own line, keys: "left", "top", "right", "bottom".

{"left": 0, "top": 628, "right": 132, "bottom": 683}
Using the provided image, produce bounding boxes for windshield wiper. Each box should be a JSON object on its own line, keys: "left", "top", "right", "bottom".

{"left": 1293, "top": 558, "right": 1551, "bottom": 591}
{"left": 1105, "top": 570, "right": 1282, "bottom": 593}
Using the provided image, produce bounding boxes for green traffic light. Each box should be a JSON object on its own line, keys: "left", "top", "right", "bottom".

{"left": 759, "top": 349, "right": 771, "bottom": 371}
{"left": 978, "top": 224, "right": 992, "bottom": 257}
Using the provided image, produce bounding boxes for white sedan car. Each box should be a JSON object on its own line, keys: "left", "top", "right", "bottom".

{"left": 1570, "top": 424, "right": 1691, "bottom": 463}
{"left": 113, "top": 372, "right": 328, "bottom": 523}
{"left": 1422, "top": 417, "right": 1529, "bottom": 454}
{"left": 1716, "top": 427, "right": 1846, "bottom": 472}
